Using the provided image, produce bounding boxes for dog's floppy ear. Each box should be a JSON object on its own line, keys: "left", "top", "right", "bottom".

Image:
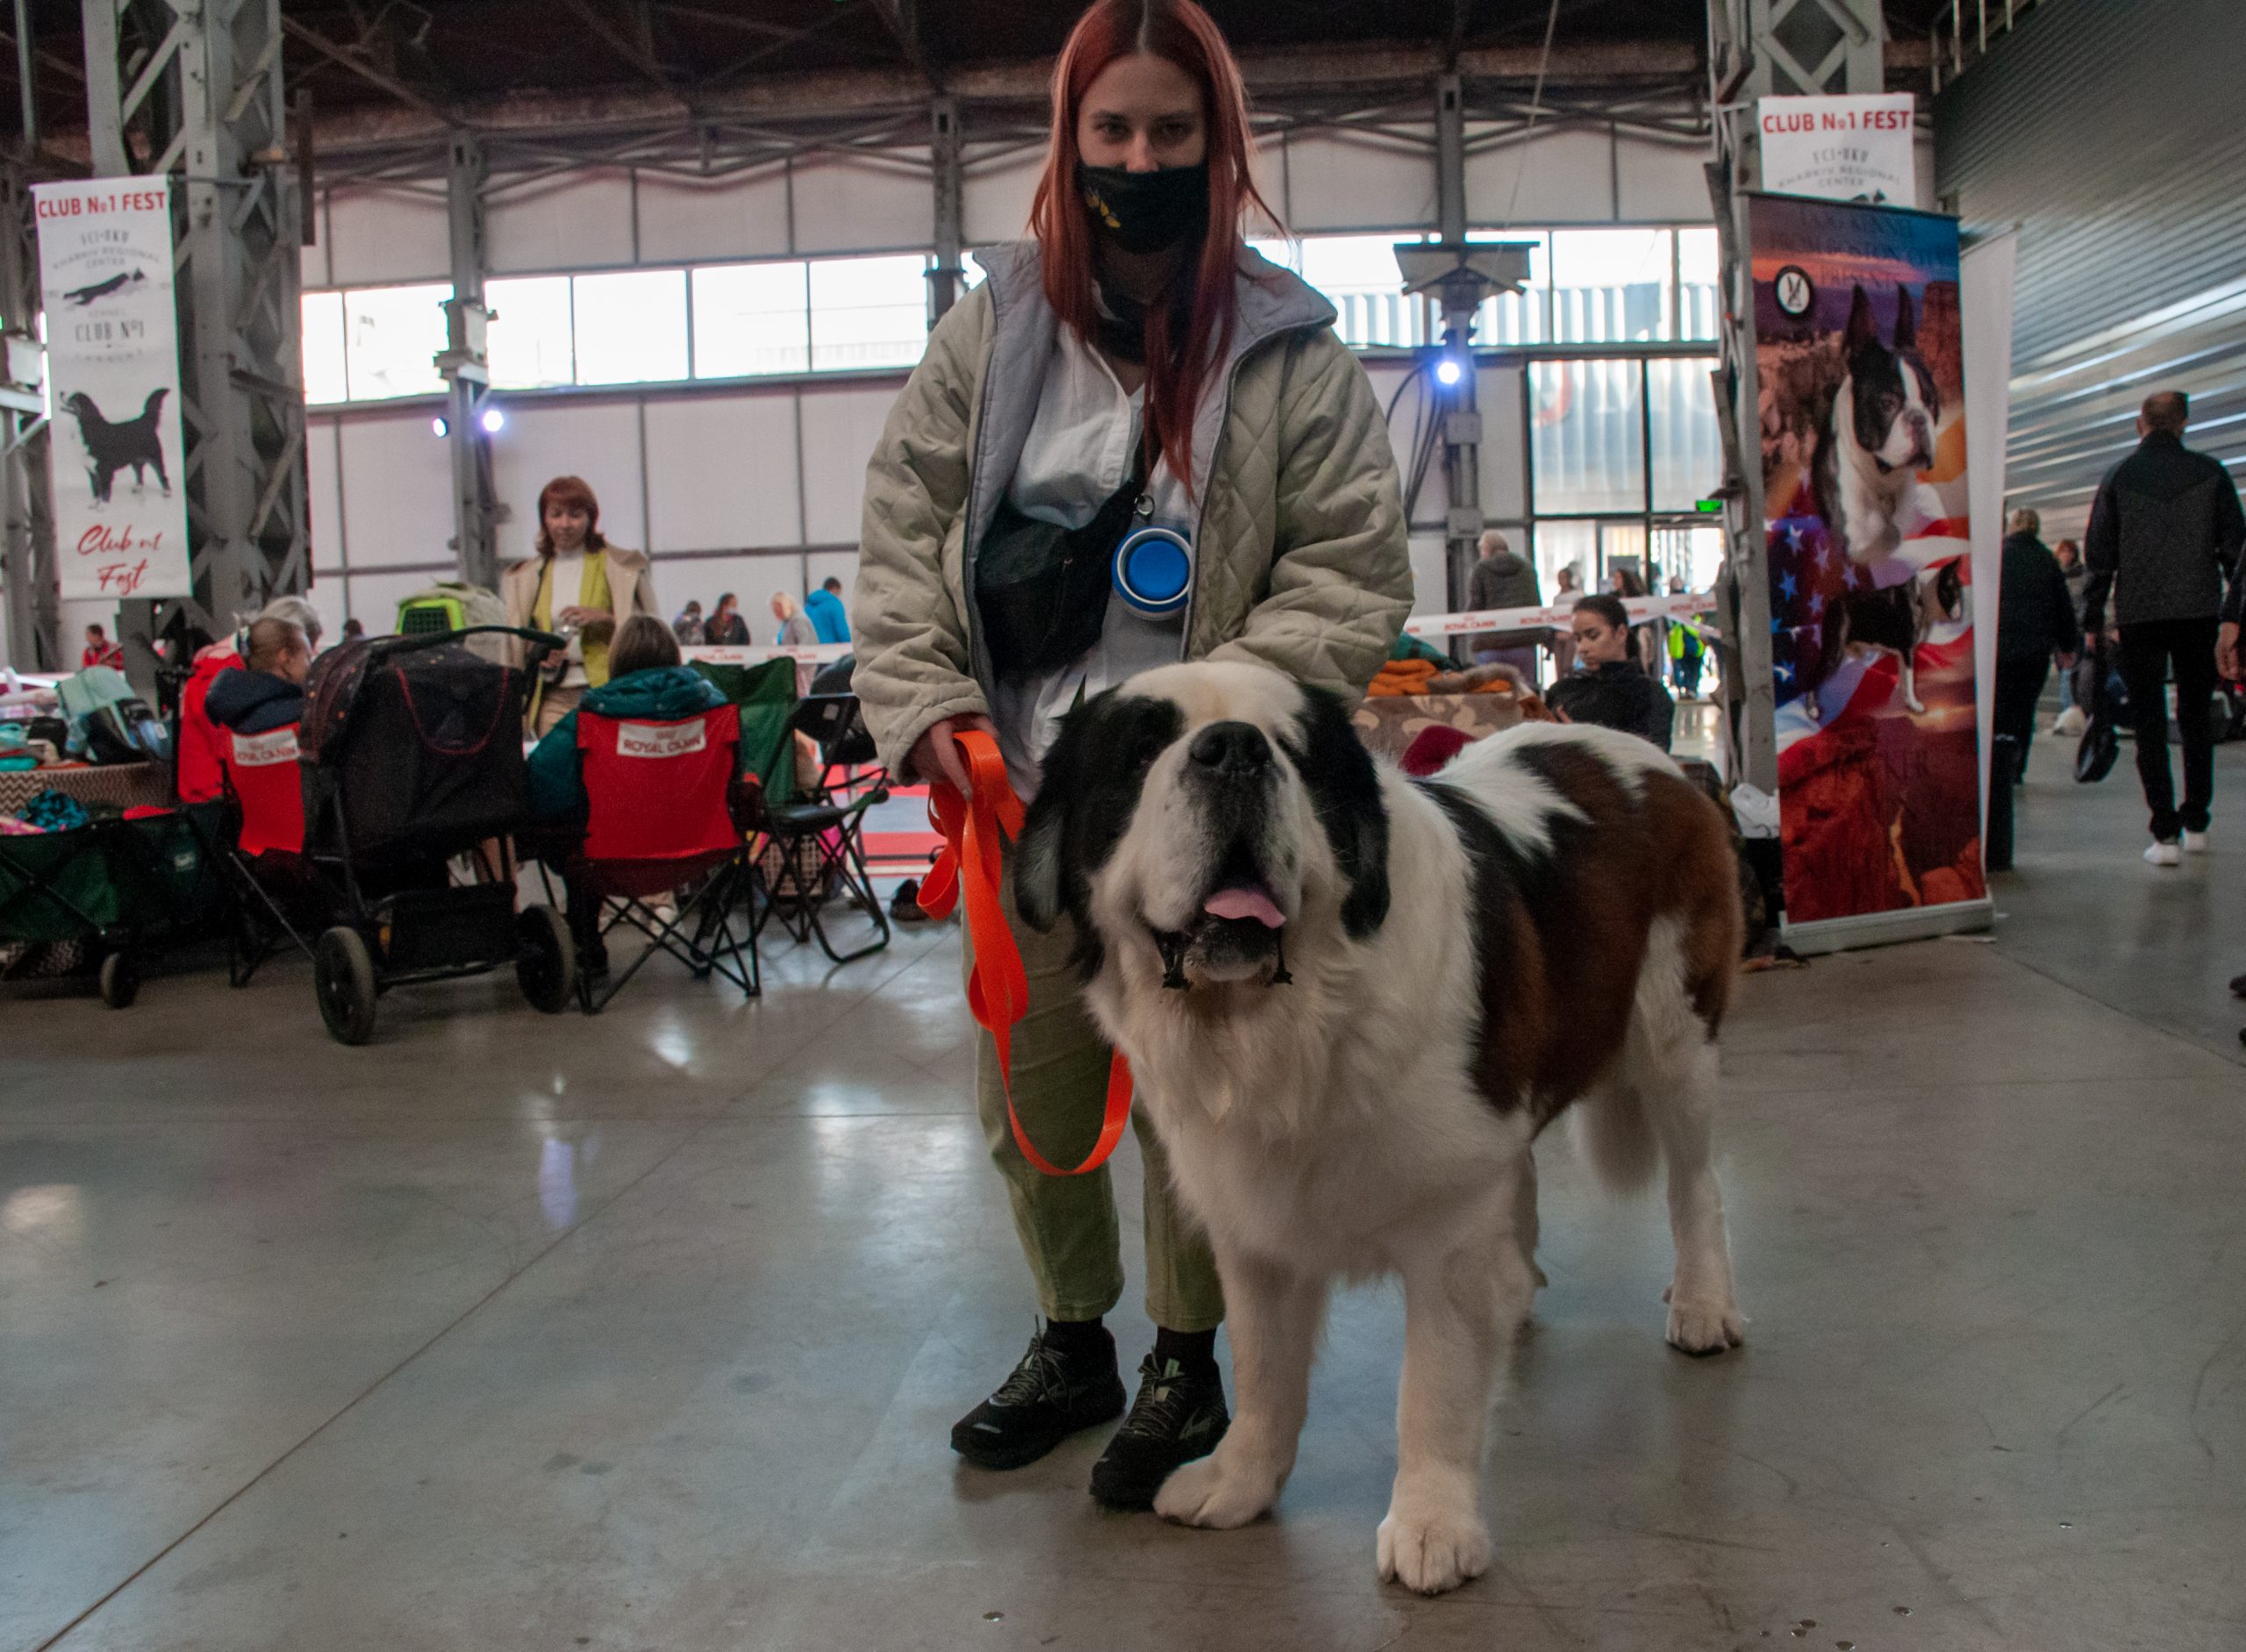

{"left": 1892, "top": 283, "right": 1918, "bottom": 352}
{"left": 1287, "top": 684, "right": 1391, "bottom": 940}
{"left": 1843, "top": 284, "right": 1878, "bottom": 359}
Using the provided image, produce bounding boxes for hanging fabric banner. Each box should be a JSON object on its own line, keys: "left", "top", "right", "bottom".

{"left": 32, "top": 179, "right": 191, "bottom": 602}
{"left": 1758, "top": 94, "right": 1920, "bottom": 208}
{"left": 1748, "top": 192, "right": 1989, "bottom": 944}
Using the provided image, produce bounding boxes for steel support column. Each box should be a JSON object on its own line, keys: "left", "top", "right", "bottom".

{"left": 1704, "top": 0, "right": 1885, "bottom": 797}
{"left": 439, "top": 132, "right": 497, "bottom": 590}
{"left": 927, "top": 96, "right": 963, "bottom": 327}
{"left": 1431, "top": 72, "right": 1480, "bottom": 617}
{"left": 81, "top": 0, "right": 305, "bottom": 672}
{"left": 0, "top": 161, "right": 57, "bottom": 670}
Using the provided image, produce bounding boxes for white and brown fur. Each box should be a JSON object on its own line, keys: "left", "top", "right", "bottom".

{"left": 1813, "top": 282, "right": 1940, "bottom": 566}
{"left": 1016, "top": 661, "right": 1744, "bottom": 1596}
{"left": 1806, "top": 560, "right": 1965, "bottom": 719}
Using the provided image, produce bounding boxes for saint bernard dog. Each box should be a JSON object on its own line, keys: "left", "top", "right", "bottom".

{"left": 1015, "top": 660, "right": 1745, "bottom": 1596}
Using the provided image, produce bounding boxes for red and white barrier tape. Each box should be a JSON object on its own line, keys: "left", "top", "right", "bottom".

{"left": 1402, "top": 590, "right": 1716, "bottom": 640}
{"left": 679, "top": 591, "right": 1720, "bottom": 666}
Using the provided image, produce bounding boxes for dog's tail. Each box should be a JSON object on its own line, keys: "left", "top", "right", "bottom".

{"left": 1569, "top": 1083, "right": 1658, "bottom": 1194}
{"left": 138, "top": 388, "right": 169, "bottom": 420}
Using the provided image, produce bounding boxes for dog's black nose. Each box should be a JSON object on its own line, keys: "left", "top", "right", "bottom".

{"left": 1189, "top": 720, "right": 1271, "bottom": 776}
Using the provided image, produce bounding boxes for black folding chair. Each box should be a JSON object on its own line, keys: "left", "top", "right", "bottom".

{"left": 752, "top": 693, "right": 891, "bottom": 964}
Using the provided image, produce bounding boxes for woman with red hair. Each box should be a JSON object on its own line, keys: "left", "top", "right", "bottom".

{"left": 853, "top": 0, "right": 1410, "bottom": 1509}
{"left": 501, "top": 475, "right": 662, "bottom": 733}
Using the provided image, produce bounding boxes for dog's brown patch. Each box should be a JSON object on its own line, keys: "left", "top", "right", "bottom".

{"left": 1425, "top": 744, "right": 1739, "bottom": 1126}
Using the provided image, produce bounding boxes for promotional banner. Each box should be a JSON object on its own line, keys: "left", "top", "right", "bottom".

{"left": 1759, "top": 95, "right": 1918, "bottom": 207}
{"left": 33, "top": 179, "right": 190, "bottom": 601}
{"left": 1749, "top": 193, "right": 1985, "bottom": 933}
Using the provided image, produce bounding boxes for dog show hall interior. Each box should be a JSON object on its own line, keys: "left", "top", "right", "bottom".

{"left": 4, "top": 1, "right": 2245, "bottom": 1647}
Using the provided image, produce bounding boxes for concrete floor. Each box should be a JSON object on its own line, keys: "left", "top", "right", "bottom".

{"left": 4, "top": 736, "right": 2243, "bottom": 1652}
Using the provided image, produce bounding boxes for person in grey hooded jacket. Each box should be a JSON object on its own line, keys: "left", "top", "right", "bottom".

{"left": 849, "top": 0, "right": 1411, "bottom": 1513}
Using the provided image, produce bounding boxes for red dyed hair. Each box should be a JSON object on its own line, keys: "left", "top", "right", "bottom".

{"left": 534, "top": 475, "right": 608, "bottom": 557}
{"left": 1028, "top": 0, "right": 1280, "bottom": 497}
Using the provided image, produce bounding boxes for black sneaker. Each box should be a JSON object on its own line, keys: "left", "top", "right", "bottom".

{"left": 1088, "top": 1354, "right": 1230, "bottom": 1510}
{"left": 950, "top": 1326, "right": 1127, "bottom": 1470}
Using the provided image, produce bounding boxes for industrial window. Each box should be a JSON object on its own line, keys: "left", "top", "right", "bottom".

{"left": 1647, "top": 356, "right": 1722, "bottom": 511}
{"left": 486, "top": 275, "right": 576, "bottom": 390}
{"left": 1549, "top": 228, "right": 1674, "bottom": 345}
{"left": 341, "top": 282, "right": 450, "bottom": 402}
{"left": 1531, "top": 357, "right": 1646, "bottom": 515}
{"left": 807, "top": 254, "right": 928, "bottom": 372}
{"left": 300, "top": 291, "right": 347, "bottom": 405}
{"left": 692, "top": 261, "right": 812, "bottom": 378}
{"left": 571, "top": 268, "right": 689, "bottom": 386}
{"left": 1677, "top": 227, "right": 1720, "bottom": 341}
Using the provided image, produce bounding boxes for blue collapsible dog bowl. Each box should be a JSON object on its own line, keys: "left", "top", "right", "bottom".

{"left": 1112, "top": 526, "right": 1191, "bottom": 617}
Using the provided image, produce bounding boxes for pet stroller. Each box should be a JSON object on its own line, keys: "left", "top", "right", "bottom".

{"left": 0, "top": 806, "right": 228, "bottom": 1006}
{"left": 290, "top": 626, "right": 575, "bottom": 1044}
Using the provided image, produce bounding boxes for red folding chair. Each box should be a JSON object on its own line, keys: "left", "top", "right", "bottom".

{"left": 218, "top": 722, "right": 323, "bottom": 986}
{"left": 555, "top": 701, "right": 758, "bottom": 1012}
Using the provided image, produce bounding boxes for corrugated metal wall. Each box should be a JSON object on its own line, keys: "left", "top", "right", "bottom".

{"left": 1936, "top": 0, "right": 2246, "bottom": 539}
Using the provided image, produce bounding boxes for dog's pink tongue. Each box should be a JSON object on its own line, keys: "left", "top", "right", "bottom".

{"left": 1205, "top": 885, "right": 1284, "bottom": 927}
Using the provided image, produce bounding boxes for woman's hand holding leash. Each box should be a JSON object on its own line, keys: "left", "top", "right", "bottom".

{"left": 917, "top": 722, "right": 1132, "bottom": 1177}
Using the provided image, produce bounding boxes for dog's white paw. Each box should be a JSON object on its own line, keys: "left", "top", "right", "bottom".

{"left": 1153, "top": 1448, "right": 1280, "bottom": 1529}
{"left": 1665, "top": 1294, "right": 1746, "bottom": 1355}
{"left": 1377, "top": 1502, "right": 1491, "bottom": 1595}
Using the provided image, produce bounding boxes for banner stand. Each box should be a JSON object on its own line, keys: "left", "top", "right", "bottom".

{"left": 1783, "top": 898, "right": 1992, "bottom": 957}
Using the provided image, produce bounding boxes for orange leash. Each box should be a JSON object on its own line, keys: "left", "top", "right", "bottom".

{"left": 918, "top": 726, "right": 1134, "bottom": 1176}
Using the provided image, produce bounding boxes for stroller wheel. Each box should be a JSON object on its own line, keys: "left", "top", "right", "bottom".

{"left": 99, "top": 951, "right": 139, "bottom": 1009}
{"left": 315, "top": 926, "right": 378, "bottom": 1045}
{"left": 516, "top": 905, "right": 576, "bottom": 1014}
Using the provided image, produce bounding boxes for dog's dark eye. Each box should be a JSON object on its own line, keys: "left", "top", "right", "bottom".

{"left": 1134, "top": 733, "right": 1168, "bottom": 771}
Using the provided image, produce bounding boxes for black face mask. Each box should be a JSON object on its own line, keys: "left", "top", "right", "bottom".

{"left": 1077, "top": 161, "right": 1210, "bottom": 256}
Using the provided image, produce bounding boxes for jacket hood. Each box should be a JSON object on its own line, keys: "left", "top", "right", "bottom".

{"left": 1483, "top": 550, "right": 1530, "bottom": 575}
{"left": 580, "top": 664, "right": 728, "bottom": 720}
{"left": 974, "top": 239, "right": 1338, "bottom": 340}
{"left": 204, "top": 667, "right": 304, "bottom": 730}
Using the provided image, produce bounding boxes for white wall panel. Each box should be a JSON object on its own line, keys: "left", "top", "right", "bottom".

{"left": 337, "top": 413, "right": 455, "bottom": 571}
{"left": 637, "top": 168, "right": 793, "bottom": 264}
{"left": 325, "top": 185, "right": 448, "bottom": 287}
{"left": 303, "top": 579, "right": 349, "bottom": 643}
{"left": 1406, "top": 532, "right": 1449, "bottom": 618}
{"left": 1476, "top": 362, "right": 1527, "bottom": 520}
{"left": 962, "top": 148, "right": 1041, "bottom": 247}
{"left": 1465, "top": 126, "right": 1615, "bottom": 225}
{"left": 490, "top": 401, "right": 647, "bottom": 568}
{"left": 797, "top": 384, "right": 901, "bottom": 545}
{"left": 789, "top": 153, "right": 932, "bottom": 256}
{"left": 488, "top": 169, "right": 635, "bottom": 274}
{"left": 306, "top": 418, "right": 345, "bottom": 576}
{"left": 1281, "top": 131, "right": 1434, "bottom": 232}
{"left": 301, "top": 220, "right": 331, "bottom": 290}
{"left": 1615, "top": 136, "right": 1709, "bottom": 222}
{"left": 643, "top": 391, "right": 801, "bottom": 551}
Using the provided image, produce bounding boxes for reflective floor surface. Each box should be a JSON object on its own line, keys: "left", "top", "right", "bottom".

{"left": 3, "top": 733, "right": 2242, "bottom": 1651}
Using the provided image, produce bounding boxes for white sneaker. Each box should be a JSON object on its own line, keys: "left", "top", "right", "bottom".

{"left": 2144, "top": 840, "right": 2181, "bottom": 867}
{"left": 2182, "top": 829, "right": 2209, "bottom": 854}
{"left": 2052, "top": 706, "right": 2086, "bottom": 738}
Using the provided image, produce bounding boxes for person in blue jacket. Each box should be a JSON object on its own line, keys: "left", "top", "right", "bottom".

{"left": 526, "top": 613, "right": 749, "bottom": 976}
{"left": 802, "top": 576, "right": 851, "bottom": 645}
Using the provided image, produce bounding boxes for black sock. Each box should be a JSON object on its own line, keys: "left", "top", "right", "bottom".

{"left": 1152, "top": 1325, "right": 1219, "bottom": 1379}
{"left": 1042, "top": 1315, "right": 1106, "bottom": 1356}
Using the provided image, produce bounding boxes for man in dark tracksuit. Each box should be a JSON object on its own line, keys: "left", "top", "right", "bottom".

{"left": 1993, "top": 507, "right": 2077, "bottom": 780}
{"left": 2081, "top": 391, "right": 2246, "bottom": 863}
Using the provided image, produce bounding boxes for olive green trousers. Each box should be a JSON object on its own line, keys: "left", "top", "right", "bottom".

{"left": 964, "top": 858, "right": 1225, "bottom": 1332}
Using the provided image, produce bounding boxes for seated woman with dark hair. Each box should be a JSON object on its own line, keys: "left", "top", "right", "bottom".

{"left": 525, "top": 613, "right": 745, "bottom": 976}
{"left": 1544, "top": 593, "right": 1677, "bottom": 752}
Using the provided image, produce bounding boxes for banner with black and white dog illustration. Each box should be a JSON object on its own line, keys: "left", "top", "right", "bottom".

{"left": 33, "top": 178, "right": 190, "bottom": 601}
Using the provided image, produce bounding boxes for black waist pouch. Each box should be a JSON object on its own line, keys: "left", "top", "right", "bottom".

{"left": 976, "top": 460, "right": 1148, "bottom": 678}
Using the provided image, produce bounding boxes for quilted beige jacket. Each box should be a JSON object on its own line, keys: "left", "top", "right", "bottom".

{"left": 851, "top": 241, "right": 1411, "bottom": 777}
